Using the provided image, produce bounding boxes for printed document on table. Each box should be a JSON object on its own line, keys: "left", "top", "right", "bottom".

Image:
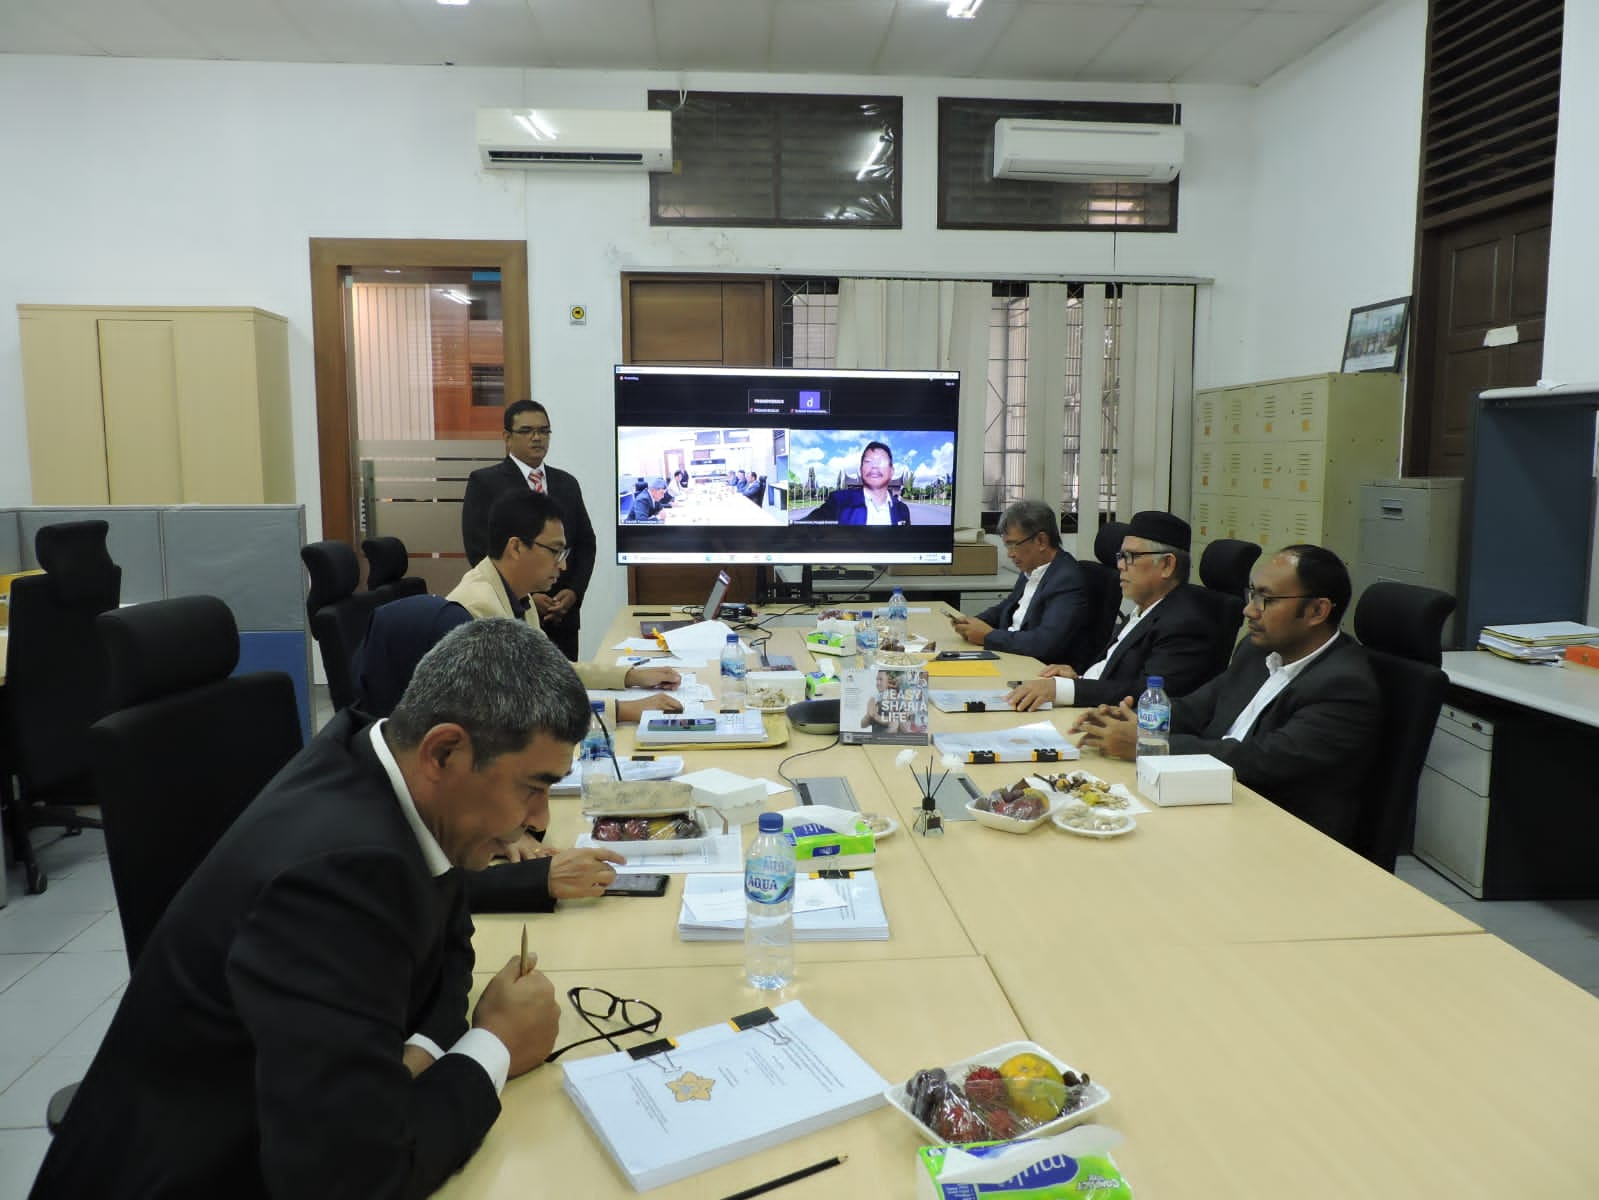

{"left": 933, "top": 721, "right": 1079, "bottom": 763}
{"left": 574, "top": 832, "right": 743, "bottom": 874}
{"left": 561, "top": 1000, "right": 887, "bottom": 1191}
{"left": 929, "top": 689, "right": 1050, "bottom": 713}
{"left": 677, "top": 873, "right": 889, "bottom": 941}
{"left": 551, "top": 755, "right": 686, "bottom": 796}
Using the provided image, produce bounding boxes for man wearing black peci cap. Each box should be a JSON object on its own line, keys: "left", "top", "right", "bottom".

{"left": 1006, "top": 510, "right": 1216, "bottom": 711}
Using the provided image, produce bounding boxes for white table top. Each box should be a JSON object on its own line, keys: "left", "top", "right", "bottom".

{"left": 1442, "top": 649, "right": 1599, "bottom": 728}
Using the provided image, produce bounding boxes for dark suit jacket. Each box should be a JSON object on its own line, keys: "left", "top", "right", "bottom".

{"left": 461, "top": 457, "right": 597, "bottom": 640}
{"left": 974, "top": 551, "right": 1094, "bottom": 665}
{"left": 1169, "top": 634, "right": 1380, "bottom": 843}
{"left": 801, "top": 487, "right": 910, "bottom": 525}
{"left": 31, "top": 711, "right": 497, "bottom": 1200}
{"left": 628, "top": 490, "right": 666, "bottom": 522}
{"left": 1072, "top": 584, "right": 1218, "bottom": 707}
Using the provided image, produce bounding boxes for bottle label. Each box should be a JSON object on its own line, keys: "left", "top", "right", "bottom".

{"left": 745, "top": 861, "right": 795, "bottom": 905}
{"left": 1137, "top": 705, "right": 1171, "bottom": 733}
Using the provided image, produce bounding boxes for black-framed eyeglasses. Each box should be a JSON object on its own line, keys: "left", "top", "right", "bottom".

{"left": 1001, "top": 535, "right": 1038, "bottom": 550}
{"left": 1115, "top": 549, "right": 1171, "bottom": 566}
{"left": 1243, "top": 586, "right": 1314, "bottom": 608}
{"left": 511, "top": 425, "right": 553, "bottom": 438}
{"left": 544, "top": 986, "right": 662, "bottom": 1062}
{"left": 530, "top": 539, "right": 571, "bottom": 564}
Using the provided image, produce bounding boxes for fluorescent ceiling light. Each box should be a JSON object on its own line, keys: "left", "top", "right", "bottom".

{"left": 437, "top": 0, "right": 470, "bottom": 6}
{"left": 947, "top": 0, "right": 983, "bottom": 18}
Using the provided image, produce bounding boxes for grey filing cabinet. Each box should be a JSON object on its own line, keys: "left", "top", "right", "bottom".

{"left": 1355, "top": 477, "right": 1462, "bottom": 645}
{"left": 1413, "top": 703, "right": 1494, "bottom": 897}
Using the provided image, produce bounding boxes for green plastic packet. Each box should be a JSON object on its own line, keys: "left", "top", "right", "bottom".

{"left": 916, "top": 1124, "right": 1133, "bottom": 1199}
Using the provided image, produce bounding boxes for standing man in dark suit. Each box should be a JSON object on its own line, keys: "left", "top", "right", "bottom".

{"left": 1005, "top": 510, "right": 1217, "bottom": 710}
{"left": 461, "top": 399, "right": 595, "bottom": 660}
{"left": 949, "top": 499, "right": 1095, "bottom": 666}
{"left": 32, "top": 620, "right": 590, "bottom": 1199}
{"left": 1075, "top": 543, "right": 1380, "bottom": 843}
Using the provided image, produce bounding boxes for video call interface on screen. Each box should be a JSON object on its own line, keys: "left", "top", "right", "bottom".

{"left": 614, "top": 366, "right": 960, "bottom": 566}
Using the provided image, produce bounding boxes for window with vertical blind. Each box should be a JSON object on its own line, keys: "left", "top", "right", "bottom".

{"left": 648, "top": 92, "right": 902, "bottom": 228}
{"left": 1420, "top": 0, "right": 1562, "bottom": 228}
{"left": 939, "top": 99, "right": 1179, "bottom": 232}
{"left": 777, "top": 278, "right": 840, "bottom": 367}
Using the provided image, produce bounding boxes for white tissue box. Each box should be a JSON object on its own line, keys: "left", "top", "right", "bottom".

{"left": 745, "top": 670, "right": 805, "bottom": 706}
{"left": 1136, "top": 753, "right": 1234, "bottom": 806}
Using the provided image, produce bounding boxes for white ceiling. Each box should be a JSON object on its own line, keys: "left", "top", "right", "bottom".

{"left": 0, "top": 0, "right": 1384, "bottom": 86}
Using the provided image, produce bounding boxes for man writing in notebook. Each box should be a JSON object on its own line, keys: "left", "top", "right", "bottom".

{"left": 1074, "top": 543, "right": 1380, "bottom": 842}
{"left": 33, "top": 621, "right": 584, "bottom": 1198}
{"left": 1004, "top": 510, "right": 1215, "bottom": 711}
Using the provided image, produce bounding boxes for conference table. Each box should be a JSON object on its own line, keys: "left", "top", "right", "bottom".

{"left": 436, "top": 605, "right": 1599, "bottom": 1199}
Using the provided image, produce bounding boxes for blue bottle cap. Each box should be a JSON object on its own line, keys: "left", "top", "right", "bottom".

{"left": 591, "top": 700, "right": 606, "bottom": 714}
{"left": 757, "top": 812, "right": 784, "bottom": 833}
{"left": 726, "top": 633, "right": 739, "bottom": 644}
{"left": 1146, "top": 676, "right": 1164, "bottom": 689}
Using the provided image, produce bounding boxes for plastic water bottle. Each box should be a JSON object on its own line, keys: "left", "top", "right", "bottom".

{"left": 855, "top": 612, "right": 879, "bottom": 664}
{"left": 720, "top": 634, "right": 747, "bottom": 712}
{"left": 1136, "top": 676, "right": 1171, "bottom": 758}
{"left": 886, "top": 586, "right": 909, "bottom": 647}
{"left": 744, "top": 812, "right": 796, "bottom": 990}
{"left": 579, "top": 701, "right": 617, "bottom": 801}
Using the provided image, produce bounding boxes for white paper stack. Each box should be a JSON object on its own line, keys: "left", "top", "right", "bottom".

{"left": 562, "top": 1000, "right": 886, "bottom": 1191}
{"left": 677, "top": 872, "right": 889, "bottom": 941}
{"left": 1478, "top": 621, "right": 1599, "bottom": 663}
{"left": 933, "top": 721, "right": 1079, "bottom": 763}
{"left": 928, "top": 689, "right": 1049, "bottom": 713}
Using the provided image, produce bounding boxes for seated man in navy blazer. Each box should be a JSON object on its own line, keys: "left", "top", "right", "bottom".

{"left": 627, "top": 476, "right": 670, "bottom": 523}
{"left": 949, "top": 499, "right": 1095, "bottom": 666}
{"left": 1005, "top": 510, "right": 1216, "bottom": 710}
{"left": 801, "top": 441, "right": 911, "bottom": 526}
{"left": 32, "top": 620, "right": 589, "bottom": 1198}
{"left": 1075, "top": 543, "right": 1380, "bottom": 843}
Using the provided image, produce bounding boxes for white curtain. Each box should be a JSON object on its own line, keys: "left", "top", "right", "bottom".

{"left": 1118, "top": 285, "right": 1196, "bottom": 519}
{"left": 836, "top": 278, "right": 991, "bottom": 529}
{"left": 351, "top": 283, "right": 435, "bottom": 441}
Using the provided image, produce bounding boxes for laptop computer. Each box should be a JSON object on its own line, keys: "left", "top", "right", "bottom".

{"left": 638, "top": 569, "right": 731, "bottom": 636}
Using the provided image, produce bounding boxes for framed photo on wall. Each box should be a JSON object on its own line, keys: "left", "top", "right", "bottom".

{"left": 1341, "top": 296, "right": 1411, "bottom": 373}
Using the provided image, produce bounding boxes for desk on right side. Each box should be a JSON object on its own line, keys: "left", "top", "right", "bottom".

{"left": 1416, "top": 651, "right": 1599, "bottom": 899}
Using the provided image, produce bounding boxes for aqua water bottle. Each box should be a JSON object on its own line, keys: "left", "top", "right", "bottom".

{"left": 1136, "top": 676, "right": 1171, "bottom": 757}
{"left": 743, "top": 812, "right": 796, "bottom": 989}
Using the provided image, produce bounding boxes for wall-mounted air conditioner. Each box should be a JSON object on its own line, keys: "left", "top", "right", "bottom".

{"left": 992, "top": 119, "right": 1183, "bottom": 184}
{"left": 476, "top": 108, "right": 672, "bottom": 171}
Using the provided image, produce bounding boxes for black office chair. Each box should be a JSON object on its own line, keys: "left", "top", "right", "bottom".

{"left": 1, "top": 521, "right": 120, "bottom": 895}
{"left": 1350, "top": 582, "right": 1457, "bottom": 871}
{"left": 1093, "top": 521, "right": 1132, "bottom": 569}
{"left": 301, "top": 540, "right": 384, "bottom": 712}
{"left": 93, "top": 595, "right": 304, "bottom": 966}
{"left": 1194, "top": 539, "right": 1262, "bottom": 676}
{"left": 45, "top": 596, "right": 305, "bottom": 1133}
{"left": 360, "top": 536, "right": 427, "bottom": 604}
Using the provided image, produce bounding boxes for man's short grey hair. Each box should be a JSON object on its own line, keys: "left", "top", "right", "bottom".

{"left": 1000, "top": 499, "right": 1061, "bottom": 549}
{"left": 387, "top": 618, "right": 590, "bottom": 766}
{"left": 1139, "top": 539, "right": 1191, "bottom": 585}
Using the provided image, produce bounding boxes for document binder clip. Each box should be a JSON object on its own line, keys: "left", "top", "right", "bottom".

{"left": 967, "top": 749, "right": 997, "bottom": 764}
{"left": 1032, "top": 748, "right": 1061, "bottom": 762}
{"left": 628, "top": 1037, "right": 679, "bottom": 1061}
{"left": 729, "top": 1007, "right": 779, "bottom": 1031}
{"left": 963, "top": 701, "right": 989, "bottom": 713}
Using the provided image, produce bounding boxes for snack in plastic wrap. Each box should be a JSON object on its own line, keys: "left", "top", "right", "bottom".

{"left": 590, "top": 813, "right": 704, "bottom": 843}
{"left": 915, "top": 1124, "right": 1133, "bottom": 1199}
{"left": 973, "top": 780, "right": 1050, "bottom": 822}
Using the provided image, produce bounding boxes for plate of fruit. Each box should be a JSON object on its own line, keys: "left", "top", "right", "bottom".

{"left": 966, "top": 780, "right": 1053, "bottom": 833}
{"left": 890, "top": 1041, "right": 1109, "bottom": 1145}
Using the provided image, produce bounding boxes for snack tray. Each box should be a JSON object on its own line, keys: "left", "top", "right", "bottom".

{"left": 884, "top": 1039, "right": 1111, "bottom": 1145}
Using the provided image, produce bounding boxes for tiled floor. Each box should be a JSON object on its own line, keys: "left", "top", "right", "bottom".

{"left": 4, "top": 775, "right": 1599, "bottom": 1194}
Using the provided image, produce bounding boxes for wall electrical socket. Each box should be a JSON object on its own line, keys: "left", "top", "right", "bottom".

{"left": 569, "top": 304, "right": 587, "bottom": 325}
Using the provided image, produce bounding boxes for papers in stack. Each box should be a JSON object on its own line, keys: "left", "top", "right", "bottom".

{"left": 576, "top": 832, "right": 744, "bottom": 874}
{"left": 933, "top": 721, "right": 1080, "bottom": 763}
{"left": 929, "top": 689, "right": 1049, "bottom": 713}
{"left": 1478, "top": 621, "right": 1599, "bottom": 662}
{"left": 676, "top": 872, "right": 889, "bottom": 941}
{"left": 636, "top": 711, "right": 767, "bottom": 744}
{"left": 551, "top": 755, "right": 685, "bottom": 795}
{"left": 561, "top": 1000, "right": 887, "bottom": 1191}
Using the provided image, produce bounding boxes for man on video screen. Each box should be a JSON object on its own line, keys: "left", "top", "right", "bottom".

{"left": 802, "top": 441, "right": 910, "bottom": 526}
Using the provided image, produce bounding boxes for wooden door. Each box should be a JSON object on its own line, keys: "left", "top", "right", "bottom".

{"left": 1407, "top": 201, "right": 1550, "bottom": 476}
{"left": 621, "top": 274, "right": 774, "bottom": 603}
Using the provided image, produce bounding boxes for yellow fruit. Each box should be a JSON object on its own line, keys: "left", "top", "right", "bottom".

{"left": 998, "top": 1052, "right": 1067, "bottom": 1122}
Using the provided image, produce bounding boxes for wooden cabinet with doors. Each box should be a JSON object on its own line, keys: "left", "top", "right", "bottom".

{"left": 18, "top": 305, "right": 293, "bottom": 506}
{"left": 1190, "top": 372, "right": 1400, "bottom": 573}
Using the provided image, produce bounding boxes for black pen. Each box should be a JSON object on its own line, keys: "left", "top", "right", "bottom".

{"left": 718, "top": 1155, "right": 847, "bottom": 1200}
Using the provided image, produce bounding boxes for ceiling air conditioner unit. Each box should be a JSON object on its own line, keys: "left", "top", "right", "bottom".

{"left": 476, "top": 108, "right": 672, "bottom": 171}
{"left": 992, "top": 119, "right": 1183, "bottom": 184}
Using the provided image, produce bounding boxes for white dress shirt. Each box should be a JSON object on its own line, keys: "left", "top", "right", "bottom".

{"left": 1221, "top": 632, "right": 1341, "bottom": 742}
{"left": 370, "top": 722, "right": 511, "bottom": 1095}
{"left": 863, "top": 492, "right": 894, "bottom": 525}
{"left": 1009, "top": 560, "right": 1051, "bottom": 631}
{"left": 1054, "top": 593, "right": 1166, "bottom": 705}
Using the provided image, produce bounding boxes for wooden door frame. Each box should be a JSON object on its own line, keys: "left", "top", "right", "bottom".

{"left": 309, "top": 238, "right": 529, "bottom": 544}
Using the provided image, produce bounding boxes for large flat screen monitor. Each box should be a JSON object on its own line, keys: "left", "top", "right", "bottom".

{"left": 614, "top": 365, "right": 960, "bottom": 566}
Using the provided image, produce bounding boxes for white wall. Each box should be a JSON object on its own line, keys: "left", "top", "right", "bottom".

{"left": 1236, "top": 0, "right": 1426, "bottom": 385}
{"left": 0, "top": 55, "right": 1260, "bottom": 654}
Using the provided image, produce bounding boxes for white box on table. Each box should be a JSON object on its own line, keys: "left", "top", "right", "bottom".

{"left": 1135, "top": 753, "right": 1234, "bottom": 806}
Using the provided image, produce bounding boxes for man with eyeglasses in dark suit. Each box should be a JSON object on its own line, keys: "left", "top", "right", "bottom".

{"left": 1075, "top": 543, "right": 1380, "bottom": 844}
{"left": 461, "top": 399, "right": 596, "bottom": 660}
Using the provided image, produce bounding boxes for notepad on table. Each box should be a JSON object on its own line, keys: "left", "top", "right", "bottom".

{"left": 677, "top": 872, "right": 889, "bottom": 941}
{"left": 933, "top": 721, "right": 1080, "bottom": 764}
